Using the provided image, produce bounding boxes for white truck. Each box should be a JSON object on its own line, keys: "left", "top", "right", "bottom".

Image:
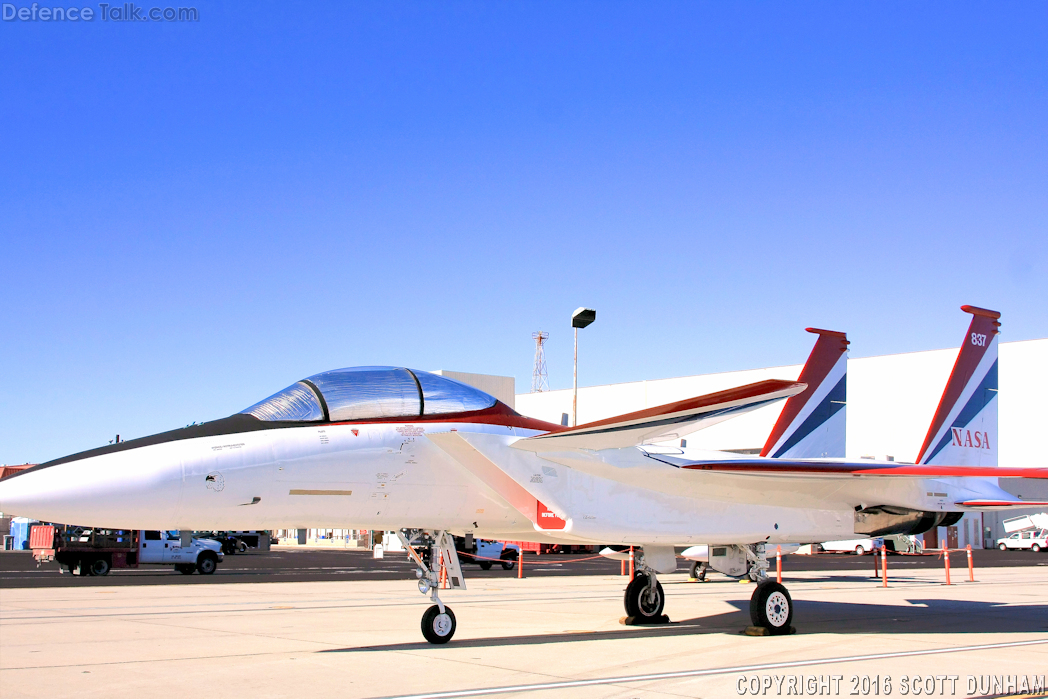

{"left": 455, "top": 537, "right": 520, "bottom": 570}
{"left": 997, "top": 513, "right": 1048, "bottom": 552}
{"left": 818, "top": 538, "right": 883, "bottom": 555}
{"left": 31, "top": 525, "right": 224, "bottom": 576}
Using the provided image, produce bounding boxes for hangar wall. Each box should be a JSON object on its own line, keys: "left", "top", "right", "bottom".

{"left": 516, "top": 338, "right": 1046, "bottom": 467}
{"left": 515, "top": 338, "right": 1048, "bottom": 547}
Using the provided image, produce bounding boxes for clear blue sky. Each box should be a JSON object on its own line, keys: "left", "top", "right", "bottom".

{"left": 2, "top": 2, "right": 1045, "bottom": 464}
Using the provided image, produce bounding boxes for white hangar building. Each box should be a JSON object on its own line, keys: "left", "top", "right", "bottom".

{"left": 514, "top": 337, "right": 1048, "bottom": 550}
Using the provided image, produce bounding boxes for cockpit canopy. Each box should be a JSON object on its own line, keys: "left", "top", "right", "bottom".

{"left": 240, "top": 367, "right": 497, "bottom": 423}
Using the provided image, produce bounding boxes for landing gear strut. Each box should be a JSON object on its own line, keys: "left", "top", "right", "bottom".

{"left": 398, "top": 530, "right": 466, "bottom": 644}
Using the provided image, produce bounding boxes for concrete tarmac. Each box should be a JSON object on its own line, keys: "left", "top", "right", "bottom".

{"left": 3, "top": 547, "right": 1043, "bottom": 588}
{"left": 2, "top": 565, "right": 1047, "bottom": 699}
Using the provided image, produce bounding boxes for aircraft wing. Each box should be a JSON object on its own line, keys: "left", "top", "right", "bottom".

{"left": 663, "top": 457, "right": 1048, "bottom": 510}
{"left": 511, "top": 380, "right": 805, "bottom": 453}
{"left": 427, "top": 431, "right": 541, "bottom": 526}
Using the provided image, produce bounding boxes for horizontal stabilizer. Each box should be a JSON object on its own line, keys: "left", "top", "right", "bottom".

{"left": 512, "top": 380, "right": 805, "bottom": 453}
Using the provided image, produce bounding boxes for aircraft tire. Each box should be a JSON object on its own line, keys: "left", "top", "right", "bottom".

{"left": 421, "top": 604, "right": 456, "bottom": 644}
{"left": 749, "top": 581, "right": 793, "bottom": 635}
{"left": 624, "top": 573, "right": 665, "bottom": 619}
{"left": 689, "top": 561, "right": 707, "bottom": 581}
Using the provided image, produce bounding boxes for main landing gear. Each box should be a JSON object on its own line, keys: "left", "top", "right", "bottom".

{"left": 621, "top": 547, "right": 671, "bottom": 624}
{"left": 744, "top": 542, "right": 794, "bottom": 635}
{"left": 624, "top": 570, "right": 665, "bottom": 620}
{"left": 397, "top": 530, "right": 466, "bottom": 644}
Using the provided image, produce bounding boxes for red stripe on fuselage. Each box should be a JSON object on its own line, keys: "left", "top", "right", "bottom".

{"left": 326, "top": 401, "right": 565, "bottom": 433}
{"left": 680, "top": 461, "right": 1048, "bottom": 479}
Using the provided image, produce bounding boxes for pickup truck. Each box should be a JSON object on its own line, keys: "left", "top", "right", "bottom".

{"left": 454, "top": 537, "right": 520, "bottom": 570}
{"left": 818, "top": 538, "right": 883, "bottom": 555}
{"left": 31, "top": 525, "right": 224, "bottom": 576}
{"left": 996, "top": 529, "right": 1048, "bottom": 552}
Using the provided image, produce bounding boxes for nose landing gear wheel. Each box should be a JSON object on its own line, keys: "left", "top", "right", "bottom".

{"left": 624, "top": 572, "right": 665, "bottom": 620}
{"left": 421, "top": 604, "right": 456, "bottom": 644}
{"left": 749, "top": 580, "right": 793, "bottom": 635}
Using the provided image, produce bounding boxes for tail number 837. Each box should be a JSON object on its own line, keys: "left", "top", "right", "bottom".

{"left": 971, "top": 333, "right": 988, "bottom": 346}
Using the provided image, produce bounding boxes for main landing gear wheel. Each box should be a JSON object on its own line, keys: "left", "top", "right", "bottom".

{"left": 749, "top": 581, "right": 793, "bottom": 635}
{"left": 624, "top": 572, "right": 665, "bottom": 620}
{"left": 689, "top": 561, "right": 707, "bottom": 581}
{"left": 421, "top": 604, "right": 456, "bottom": 644}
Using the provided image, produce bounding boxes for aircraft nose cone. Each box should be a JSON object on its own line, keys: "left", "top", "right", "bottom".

{"left": 0, "top": 448, "right": 183, "bottom": 528}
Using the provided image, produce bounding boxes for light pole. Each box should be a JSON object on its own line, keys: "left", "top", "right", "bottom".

{"left": 571, "top": 307, "right": 596, "bottom": 427}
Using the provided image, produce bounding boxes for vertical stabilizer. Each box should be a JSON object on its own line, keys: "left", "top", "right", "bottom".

{"left": 915, "top": 306, "right": 1000, "bottom": 467}
{"left": 761, "top": 328, "right": 849, "bottom": 459}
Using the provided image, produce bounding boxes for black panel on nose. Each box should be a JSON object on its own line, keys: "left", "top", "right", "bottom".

{"left": 1, "top": 413, "right": 284, "bottom": 481}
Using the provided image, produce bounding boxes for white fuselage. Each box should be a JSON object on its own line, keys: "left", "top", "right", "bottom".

{"left": 0, "top": 420, "right": 1006, "bottom": 546}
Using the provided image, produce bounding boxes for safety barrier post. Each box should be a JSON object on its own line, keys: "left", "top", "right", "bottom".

{"left": 966, "top": 544, "right": 974, "bottom": 582}
{"left": 517, "top": 548, "right": 524, "bottom": 579}
{"left": 776, "top": 545, "right": 782, "bottom": 584}
{"left": 943, "top": 547, "right": 951, "bottom": 585}
{"left": 873, "top": 547, "right": 879, "bottom": 578}
{"left": 881, "top": 546, "right": 888, "bottom": 588}
{"left": 629, "top": 546, "right": 635, "bottom": 582}
{"left": 621, "top": 559, "right": 626, "bottom": 576}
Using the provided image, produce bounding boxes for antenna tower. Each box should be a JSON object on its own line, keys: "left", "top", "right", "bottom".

{"left": 531, "top": 331, "right": 550, "bottom": 392}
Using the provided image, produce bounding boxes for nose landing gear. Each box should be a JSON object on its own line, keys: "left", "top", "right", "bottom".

{"left": 421, "top": 604, "right": 457, "bottom": 644}
{"left": 398, "top": 530, "right": 466, "bottom": 644}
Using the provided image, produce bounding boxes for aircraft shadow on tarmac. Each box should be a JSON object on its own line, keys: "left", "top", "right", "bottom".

{"left": 321, "top": 597, "right": 1048, "bottom": 653}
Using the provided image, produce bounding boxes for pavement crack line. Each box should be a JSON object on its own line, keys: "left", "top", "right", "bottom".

{"left": 375, "top": 638, "right": 1048, "bottom": 699}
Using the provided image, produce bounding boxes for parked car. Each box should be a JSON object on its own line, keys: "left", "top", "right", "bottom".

{"left": 997, "top": 529, "right": 1048, "bottom": 552}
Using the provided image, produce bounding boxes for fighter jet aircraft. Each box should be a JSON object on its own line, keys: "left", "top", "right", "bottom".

{"left": 2, "top": 305, "right": 1046, "bottom": 643}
